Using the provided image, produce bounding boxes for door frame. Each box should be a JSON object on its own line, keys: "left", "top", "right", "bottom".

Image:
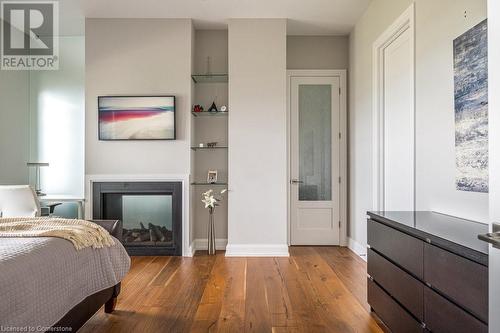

{"left": 286, "top": 69, "right": 347, "bottom": 246}
{"left": 372, "top": 3, "right": 415, "bottom": 211}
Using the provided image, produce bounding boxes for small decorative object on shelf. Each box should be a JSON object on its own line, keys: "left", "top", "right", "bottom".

{"left": 193, "top": 104, "right": 203, "bottom": 113}
{"left": 207, "top": 102, "right": 218, "bottom": 113}
{"left": 199, "top": 143, "right": 204, "bottom": 148}
{"left": 206, "top": 142, "right": 218, "bottom": 148}
{"left": 201, "top": 189, "right": 227, "bottom": 255}
{"left": 220, "top": 105, "right": 227, "bottom": 112}
{"left": 207, "top": 170, "right": 218, "bottom": 184}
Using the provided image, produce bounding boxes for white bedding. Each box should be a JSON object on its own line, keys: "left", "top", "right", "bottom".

{"left": 0, "top": 236, "right": 130, "bottom": 330}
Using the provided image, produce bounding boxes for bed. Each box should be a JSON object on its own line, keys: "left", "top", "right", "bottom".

{"left": 0, "top": 219, "right": 130, "bottom": 332}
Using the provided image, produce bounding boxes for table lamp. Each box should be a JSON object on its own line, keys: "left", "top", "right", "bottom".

{"left": 27, "top": 162, "right": 49, "bottom": 196}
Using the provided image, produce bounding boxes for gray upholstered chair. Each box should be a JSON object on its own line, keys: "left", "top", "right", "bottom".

{"left": 0, "top": 185, "right": 41, "bottom": 218}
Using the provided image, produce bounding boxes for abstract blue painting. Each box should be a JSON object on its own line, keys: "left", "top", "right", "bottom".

{"left": 454, "top": 19, "right": 488, "bottom": 193}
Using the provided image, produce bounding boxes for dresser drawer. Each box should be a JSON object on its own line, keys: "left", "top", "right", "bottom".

{"left": 368, "top": 219, "right": 424, "bottom": 279}
{"left": 368, "top": 279, "right": 424, "bottom": 333}
{"left": 424, "top": 287, "right": 487, "bottom": 333}
{"left": 368, "top": 248, "right": 424, "bottom": 320}
{"left": 424, "top": 243, "right": 488, "bottom": 323}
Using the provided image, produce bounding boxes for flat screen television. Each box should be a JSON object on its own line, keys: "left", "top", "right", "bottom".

{"left": 98, "top": 96, "right": 175, "bottom": 140}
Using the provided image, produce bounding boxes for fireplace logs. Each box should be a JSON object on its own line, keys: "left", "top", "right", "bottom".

{"left": 149, "top": 223, "right": 166, "bottom": 242}
{"left": 123, "top": 222, "right": 173, "bottom": 244}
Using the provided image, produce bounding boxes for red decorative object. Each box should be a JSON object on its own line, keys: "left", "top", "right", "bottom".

{"left": 193, "top": 104, "right": 203, "bottom": 113}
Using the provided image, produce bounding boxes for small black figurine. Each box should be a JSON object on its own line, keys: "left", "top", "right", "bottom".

{"left": 208, "top": 102, "right": 218, "bottom": 113}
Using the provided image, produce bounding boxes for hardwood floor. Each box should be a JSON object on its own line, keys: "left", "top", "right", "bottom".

{"left": 80, "top": 247, "right": 383, "bottom": 333}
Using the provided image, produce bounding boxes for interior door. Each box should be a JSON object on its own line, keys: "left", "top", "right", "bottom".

{"left": 290, "top": 76, "right": 340, "bottom": 245}
{"left": 381, "top": 27, "right": 414, "bottom": 211}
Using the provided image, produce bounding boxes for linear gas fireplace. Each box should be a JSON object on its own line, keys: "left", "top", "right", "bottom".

{"left": 92, "top": 182, "right": 182, "bottom": 256}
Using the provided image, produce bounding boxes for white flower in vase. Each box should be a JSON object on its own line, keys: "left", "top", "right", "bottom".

{"left": 202, "top": 188, "right": 227, "bottom": 255}
{"left": 201, "top": 189, "right": 227, "bottom": 211}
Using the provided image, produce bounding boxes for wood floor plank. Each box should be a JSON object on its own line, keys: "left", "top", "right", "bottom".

{"left": 244, "top": 258, "right": 273, "bottom": 332}
{"left": 189, "top": 252, "right": 227, "bottom": 333}
{"left": 317, "top": 246, "right": 370, "bottom": 311}
{"left": 274, "top": 256, "right": 328, "bottom": 332}
{"left": 81, "top": 247, "right": 382, "bottom": 333}
{"left": 291, "top": 247, "right": 382, "bottom": 333}
{"left": 79, "top": 256, "right": 166, "bottom": 333}
{"left": 261, "top": 258, "right": 296, "bottom": 328}
{"left": 215, "top": 257, "right": 247, "bottom": 333}
{"left": 136, "top": 255, "right": 216, "bottom": 332}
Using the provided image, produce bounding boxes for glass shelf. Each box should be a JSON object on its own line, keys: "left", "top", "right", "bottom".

{"left": 191, "top": 111, "right": 228, "bottom": 117}
{"left": 191, "top": 182, "right": 228, "bottom": 186}
{"left": 191, "top": 146, "right": 228, "bottom": 151}
{"left": 191, "top": 74, "right": 228, "bottom": 83}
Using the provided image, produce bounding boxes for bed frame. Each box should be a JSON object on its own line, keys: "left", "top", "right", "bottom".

{"left": 52, "top": 219, "right": 124, "bottom": 331}
{"left": 52, "top": 283, "right": 120, "bottom": 331}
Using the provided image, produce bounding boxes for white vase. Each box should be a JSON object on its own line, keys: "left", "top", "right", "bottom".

{"left": 207, "top": 211, "right": 216, "bottom": 255}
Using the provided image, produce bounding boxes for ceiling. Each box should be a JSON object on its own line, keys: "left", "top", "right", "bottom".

{"left": 63, "top": 0, "right": 370, "bottom": 36}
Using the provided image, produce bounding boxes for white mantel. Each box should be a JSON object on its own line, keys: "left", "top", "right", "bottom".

{"left": 85, "top": 173, "right": 192, "bottom": 256}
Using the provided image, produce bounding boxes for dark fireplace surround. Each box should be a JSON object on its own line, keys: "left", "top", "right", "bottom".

{"left": 92, "top": 182, "right": 182, "bottom": 256}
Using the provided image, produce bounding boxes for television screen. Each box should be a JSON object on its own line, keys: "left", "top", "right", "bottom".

{"left": 98, "top": 96, "right": 175, "bottom": 140}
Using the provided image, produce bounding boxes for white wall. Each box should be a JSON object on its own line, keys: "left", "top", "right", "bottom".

{"left": 488, "top": 0, "right": 500, "bottom": 329}
{"left": 30, "top": 37, "right": 85, "bottom": 196}
{"left": 227, "top": 19, "right": 288, "bottom": 256}
{"left": 488, "top": 0, "right": 499, "bottom": 225}
{"left": 0, "top": 70, "right": 29, "bottom": 185}
{"left": 287, "top": 36, "right": 349, "bottom": 69}
{"left": 194, "top": 30, "right": 228, "bottom": 75}
{"left": 86, "top": 19, "right": 194, "bottom": 254}
{"left": 348, "top": 0, "right": 413, "bottom": 248}
{"left": 85, "top": 19, "right": 193, "bottom": 175}
{"left": 348, "top": 0, "right": 488, "bottom": 248}
{"left": 415, "top": 0, "right": 487, "bottom": 222}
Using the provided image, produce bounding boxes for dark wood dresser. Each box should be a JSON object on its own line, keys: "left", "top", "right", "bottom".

{"left": 367, "top": 211, "right": 488, "bottom": 333}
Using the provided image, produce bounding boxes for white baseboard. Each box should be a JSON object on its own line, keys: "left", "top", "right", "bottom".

{"left": 348, "top": 237, "right": 367, "bottom": 261}
{"left": 191, "top": 238, "right": 228, "bottom": 255}
{"left": 225, "top": 243, "right": 289, "bottom": 257}
{"left": 185, "top": 243, "right": 195, "bottom": 257}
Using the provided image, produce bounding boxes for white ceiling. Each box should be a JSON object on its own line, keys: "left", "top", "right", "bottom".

{"left": 75, "top": 0, "right": 371, "bottom": 36}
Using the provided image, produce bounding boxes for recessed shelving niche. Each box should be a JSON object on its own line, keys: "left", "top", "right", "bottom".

{"left": 190, "top": 30, "right": 229, "bottom": 247}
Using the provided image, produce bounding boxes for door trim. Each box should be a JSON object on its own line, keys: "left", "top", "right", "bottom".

{"left": 286, "top": 69, "right": 347, "bottom": 246}
{"left": 372, "top": 4, "right": 415, "bottom": 211}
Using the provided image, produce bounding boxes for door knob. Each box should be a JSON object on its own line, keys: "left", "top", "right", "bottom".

{"left": 290, "top": 179, "right": 304, "bottom": 184}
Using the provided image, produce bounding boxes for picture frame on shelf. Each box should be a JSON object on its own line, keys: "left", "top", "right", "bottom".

{"left": 207, "top": 170, "right": 218, "bottom": 184}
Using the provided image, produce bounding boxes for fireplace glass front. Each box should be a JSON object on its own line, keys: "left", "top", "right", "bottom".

{"left": 122, "top": 195, "right": 173, "bottom": 246}
{"left": 92, "top": 181, "right": 182, "bottom": 255}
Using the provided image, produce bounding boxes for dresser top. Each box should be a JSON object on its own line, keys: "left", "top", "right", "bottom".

{"left": 368, "top": 211, "right": 488, "bottom": 265}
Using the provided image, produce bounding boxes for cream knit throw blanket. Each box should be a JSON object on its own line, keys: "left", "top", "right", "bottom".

{"left": 0, "top": 217, "right": 115, "bottom": 250}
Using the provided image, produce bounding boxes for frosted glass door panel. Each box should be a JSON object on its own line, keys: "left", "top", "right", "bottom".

{"left": 290, "top": 75, "right": 340, "bottom": 245}
{"left": 298, "top": 84, "right": 332, "bottom": 201}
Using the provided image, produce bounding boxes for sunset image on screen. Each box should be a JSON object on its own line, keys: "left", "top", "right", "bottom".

{"left": 98, "top": 96, "right": 175, "bottom": 140}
